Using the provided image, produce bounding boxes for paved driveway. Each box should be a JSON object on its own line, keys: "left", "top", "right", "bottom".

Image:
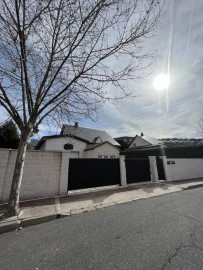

{"left": 0, "top": 188, "right": 203, "bottom": 270}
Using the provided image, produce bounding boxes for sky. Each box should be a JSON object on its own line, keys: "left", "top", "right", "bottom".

{"left": 77, "top": 0, "right": 203, "bottom": 139}
{"left": 1, "top": 0, "right": 203, "bottom": 140}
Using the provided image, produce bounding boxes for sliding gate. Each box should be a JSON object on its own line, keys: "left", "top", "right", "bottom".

{"left": 125, "top": 158, "right": 151, "bottom": 184}
{"left": 68, "top": 159, "right": 120, "bottom": 191}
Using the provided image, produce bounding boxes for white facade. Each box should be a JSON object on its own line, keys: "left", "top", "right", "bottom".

{"left": 37, "top": 137, "right": 119, "bottom": 159}
{"left": 40, "top": 137, "right": 87, "bottom": 158}
{"left": 129, "top": 136, "right": 150, "bottom": 148}
{"left": 84, "top": 142, "right": 119, "bottom": 158}
{"left": 128, "top": 135, "right": 163, "bottom": 149}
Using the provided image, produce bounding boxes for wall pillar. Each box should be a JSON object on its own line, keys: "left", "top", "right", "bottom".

{"left": 59, "top": 152, "right": 69, "bottom": 196}
{"left": 160, "top": 156, "right": 170, "bottom": 181}
{"left": 119, "top": 155, "right": 127, "bottom": 186}
{"left": 149, "top": 156, "right": 159, "bottom": 182}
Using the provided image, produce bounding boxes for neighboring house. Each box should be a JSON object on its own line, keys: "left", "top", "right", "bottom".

{"left": 128, "top": 133, "right": 163, "bottom": 149}
{"left": 114, "top": 136, "right": 134, "bottom": 150}
{"left": 35, "top": 123, "right": 120, "bottom": 158}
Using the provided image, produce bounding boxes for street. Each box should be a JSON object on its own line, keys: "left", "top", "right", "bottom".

{"left": 0, "top": 187, "right": 203, "bottom": 270}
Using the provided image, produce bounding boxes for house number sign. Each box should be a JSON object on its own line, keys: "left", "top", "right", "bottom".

{"left": 167, "top": 160, "right": 175, "bottom": 165}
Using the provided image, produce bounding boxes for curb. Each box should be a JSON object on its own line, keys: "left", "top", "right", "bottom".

{"left": 0, "top": 220, "right": 20, "bottom": 234}
{"left": 20, "top": 214, "right": 58, "bottom": 228}
{"left": 182, "top": 184, "right": 203, "bottom": 190}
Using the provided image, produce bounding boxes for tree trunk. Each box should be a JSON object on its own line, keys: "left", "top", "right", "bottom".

{"left": 5, "top": 128, "right": 31, "bottom": 218}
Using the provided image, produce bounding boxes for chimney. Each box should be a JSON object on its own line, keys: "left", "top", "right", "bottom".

{"left": 74, "top": 122, "right": 78, "bottom": 128}
{"left": 141, "top": 132, "right": 144, "bottom": 137}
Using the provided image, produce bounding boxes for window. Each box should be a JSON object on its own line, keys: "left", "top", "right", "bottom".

{"left": 98, "top": 155, "right": 115, "bottom": 159}
{"left": 64, "top": 143, "right": 73, "bottom": 150}
{"left": 70, "top": 152, "right": 79, "bottom": 158}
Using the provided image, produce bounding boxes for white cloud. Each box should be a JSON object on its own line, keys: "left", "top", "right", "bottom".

{"left": 33, "top": 0, "right": 203, "bottom": 139}
{"left": 86, "top": 0, "right": 203, "bottom": 139}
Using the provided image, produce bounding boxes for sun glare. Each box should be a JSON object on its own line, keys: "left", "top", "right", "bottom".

{"left": 153, "top": 74, "right": 170, "bottom": 91}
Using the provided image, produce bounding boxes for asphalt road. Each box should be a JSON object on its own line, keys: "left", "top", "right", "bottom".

{"left": 0, "top": 188, "right": 203, "bottom": 270}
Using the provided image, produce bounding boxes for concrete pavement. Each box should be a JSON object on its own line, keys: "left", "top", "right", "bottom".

{"left": 0, "top": 179, "right": 203, "bottom": 234}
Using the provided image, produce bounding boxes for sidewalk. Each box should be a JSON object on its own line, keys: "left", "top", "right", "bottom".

{"left": 1, "top": 179, "right": 203, "bottom": 234}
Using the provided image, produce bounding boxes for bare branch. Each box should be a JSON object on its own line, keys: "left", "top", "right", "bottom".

{"left": 0, "top": 0, "right": 163, "bottom": 131}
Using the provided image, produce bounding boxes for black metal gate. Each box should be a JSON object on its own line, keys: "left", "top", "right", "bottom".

{"left": 125, "top": 158, "right": 151, "bottom": 184}
{"left": 156, "top": 157, "right": 166, "bottom": 180}
{"left": 68, "top": 159, "right": 120, "bottom": 191}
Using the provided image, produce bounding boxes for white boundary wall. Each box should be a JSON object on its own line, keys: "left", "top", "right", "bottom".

{"left": 1, "top": 149, "right": 203, "bottom": 203}
{"left": 164, "top": 158, "right": 203, "bottom": 181}
{"left": 0, "top": 149, "right": 69, "bottom": 203}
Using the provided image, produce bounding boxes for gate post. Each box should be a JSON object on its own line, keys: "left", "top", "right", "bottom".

{"left": 149, "top": 156, "right": 159, "bottom": 182}
{"left": 160, "top": 156, "right": 170, "bottom": 181}
{"left": 119, "top": 155, "right": 127, "bottom": 186}
{"left": 59, "top": 152, "right": 70, "bottom": 196}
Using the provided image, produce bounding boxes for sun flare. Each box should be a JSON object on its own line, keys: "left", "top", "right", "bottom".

{"left": 153, "top": 74, "right": 170, "bottom": 91}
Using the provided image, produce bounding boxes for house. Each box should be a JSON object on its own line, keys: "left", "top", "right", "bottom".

{"left": 114, "top": 136, "right": 134, "bottom": 150}
{"left": 128, "top": 133, "right": 163, "bottom": 149}
{"left": 35, "top": 123, "right": 120, "bottom": 158}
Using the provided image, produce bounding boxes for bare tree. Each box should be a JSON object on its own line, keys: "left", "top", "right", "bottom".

{"left": 0, "top": 0, "right": 162, "bottom": 217}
